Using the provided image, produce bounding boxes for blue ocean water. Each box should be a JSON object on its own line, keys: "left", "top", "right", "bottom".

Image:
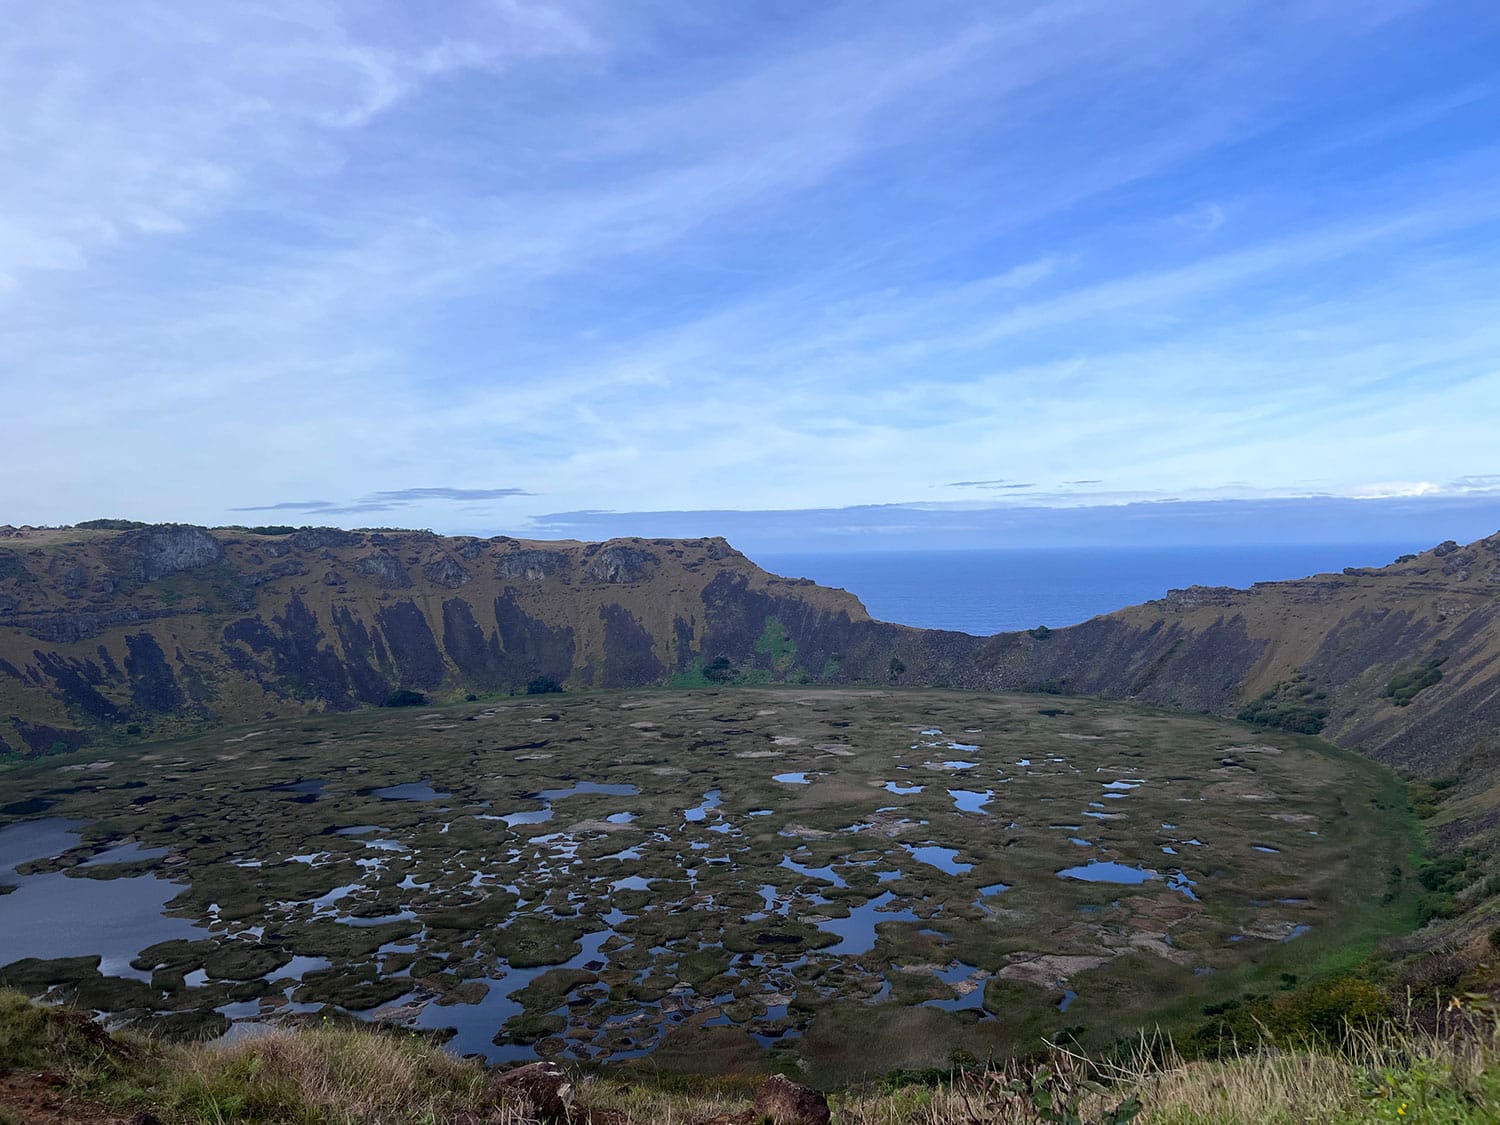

{"left": 755, "top": 543, "right": 1423, "bottom": 636}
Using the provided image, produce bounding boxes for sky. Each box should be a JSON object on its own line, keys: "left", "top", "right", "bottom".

{"left": 5, "top": 0, "right": 1500, "bottom": 552}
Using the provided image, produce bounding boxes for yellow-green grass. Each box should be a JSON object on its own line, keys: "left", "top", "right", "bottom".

{"left": 2, "top": 989, "right": 1497, "bottom": 1123}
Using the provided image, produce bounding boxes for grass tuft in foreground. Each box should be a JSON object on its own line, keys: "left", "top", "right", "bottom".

{"left": 1, "top": 989, "right": 1496, "bottom": 1123}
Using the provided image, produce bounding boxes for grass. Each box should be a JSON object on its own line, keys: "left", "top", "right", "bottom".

{"left": 1, "top": 989, "right": 1496, "bottom": 1122}
{"left": 825, "top": 1010, "right": 1500, "bottom": 1123}
{"left": 0, "top": 989, "right": 517, "bottom": 1123}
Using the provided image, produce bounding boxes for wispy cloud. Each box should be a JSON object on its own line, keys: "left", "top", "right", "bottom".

{"left": 230, "top": 501, "right": 338, "bottom": 513}
{"left": 2, "top": 0, "right": 1496, "bottom": 546}
{"left": 232, "top": 487, "right": 532, "bottom": 516}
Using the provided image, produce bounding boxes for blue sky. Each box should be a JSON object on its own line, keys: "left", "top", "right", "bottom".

{"left": 5, "top": 0, "right": 1500, "bottom": 550}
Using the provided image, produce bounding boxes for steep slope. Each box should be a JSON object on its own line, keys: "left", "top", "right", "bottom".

{"left": 2, "top": 523, "right": 1497, "bottom": 809}
{"left": 979, "top": 534, "right": 1500, "bottom": 774}
{"left": 0, "top": 524, "right": 921, "bottom": 754}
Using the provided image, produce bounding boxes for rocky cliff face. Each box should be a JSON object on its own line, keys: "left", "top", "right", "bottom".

{"left": 3, "top": 524, "right": 1497, "bottom": 814}
{"left": 0, "top": 525, "right": 913, "bottom": 755}
{"left": 975, "top": 535, "right": 1500, "bottom": 778}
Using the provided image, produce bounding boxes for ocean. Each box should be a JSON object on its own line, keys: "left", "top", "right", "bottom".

{"left": 754, "top": 543, "right": 1423, "bottom": 637}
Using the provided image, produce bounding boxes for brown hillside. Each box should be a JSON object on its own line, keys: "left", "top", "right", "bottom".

{"left": 3, "top": 523, "right": 1497, "bottom": 852}
{"left": 0, "top": 524, "right": 887, "bottom": 755}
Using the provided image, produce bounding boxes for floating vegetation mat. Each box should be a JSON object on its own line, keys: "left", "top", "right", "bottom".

{"left": 0, "top": 688, "right": 1416, "bottom": 1082}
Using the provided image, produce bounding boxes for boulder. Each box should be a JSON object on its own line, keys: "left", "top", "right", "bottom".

{"left": 353, "top": 553, "right": 412, "bottom": 589}
{"left": 752, "top": 1073, "right": 830, "bottom": 1125}
{"left": 113, "top": 524, "right": 226, "bottom": 582}
{"left": 422, "top": 555, "right": 471, "bottom": 589}
{"left": 495, "top": 1060, "right": 573, "bottom": 1121}
{"left": 582, "top": 544, "right": 659, "bottom": 584}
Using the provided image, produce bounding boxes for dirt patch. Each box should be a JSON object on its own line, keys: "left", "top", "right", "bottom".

{"left": 1203, "top": 780, "right": 1275, "bottom": 801}
{"left": 997, "top": 953, "right": 1111, "bottom": 988}
{"left": 567, "top": 819, "right": 636, "bottom": 834}
{"left": 0, "top": 1074, "right": 134, "bottom": 1124}
{"left": 1128, "top": 933, "right": 1197, "bottom": 967}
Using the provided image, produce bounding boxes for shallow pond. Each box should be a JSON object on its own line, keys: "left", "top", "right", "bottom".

{"left": 537, "top": 781, "right": 639, "bottom": 800}
{"left": 684, "top": 790, "right": 722, "bottom": 821}
{"left": 1056, "top": 860, "right": 1156, "bottom": 885}
{"left": 413, "top": 928, "right": 618, "bottom": 1062}
{"left": 817, "top": 891, "right": 919, "bottom": 954}
{"left": 903, "top": 844, "right": 972, "bottom": 875}
{"left": 947, "top": 789, "right": 992, "bottom": 814}
{"left": 0, "top": 819, "right": 205, "bottom": 979}
{"left": 371, "top": 780, "right": 451, "bottom": 802}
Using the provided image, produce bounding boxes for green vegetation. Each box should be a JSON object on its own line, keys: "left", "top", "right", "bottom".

{"left": 1237, "top": 672, "right": 1330, "bottom": 733}
{"left": 1385, "top": 658, "right": 1445, "bottom": 707}
{"left": 524, "top": 676, "right": 563, "bottom": 695}
{"left": 754, "top": 615, "right": 798, "bottom": 672}
{"left": 0, "top": 687, "right": 1422, "bottom": 1084}
{"left": 73, "top": 518, "right": 152, "bottom": 530}
{"left": 382, "top": 689, "right": 428, "bottom": 708}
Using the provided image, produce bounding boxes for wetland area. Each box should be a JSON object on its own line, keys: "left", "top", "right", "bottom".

{"left": 0, "top": 687, "right": 1417, "bottom": 1082}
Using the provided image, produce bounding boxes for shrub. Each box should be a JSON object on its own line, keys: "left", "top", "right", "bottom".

{"left": 1273, "top": 977, "right": 1388, "bottom": 1042}
{"left": 525, "top": 677, "right": 563, "bottom": 695}
{"left": 1384, "top": 658, "right": 1444, "bottom": 707}
{"left": 381, "top": 689, "right": 427, "bottom": 708}
{"left": 702, "top": 657, "right": 734, "bottom": 684}
{"left": 1236, "top": 673, "right": 1329, "bottom": 733}
{"left": 74, "top": 518, "right": 150, "bottom": 530}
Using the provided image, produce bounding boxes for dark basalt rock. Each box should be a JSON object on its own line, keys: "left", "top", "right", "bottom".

{"left": 8, "top": 719, "right": 91, "bottom": 754}
{"left": 422, "top": 555, "right": 471, "bottom": 589}
{"left": 223, "top": 595, "right": 354, "bottom": 706}
{"left": 354, "top": 553, "right": 412, "bottom": 589}
{"left": 246, "top": 558, "right": 309, "bottom": 585}
{"left": 599, "top": 603, "right": 665, "bottom": 688}
{"left": 111, "top": 524, "right": 226, "bottom": 583}
{"left": 438, "top": 599, "right": 503, "bottom": 691}
{"left": 21, "top": 606, "right": 165, "bottom": 644}
{"left": 31, "top": 650, "right": 124, "bottom": 722}
{"left": 1158, "top": 585, "right": 1240, "bottom": 611}
{"left": 752, "top": 1074, "right": 831, "bottom": 1125}
{"left": 494, "top": 591, "right": 575, "bottom": 685}
{"left": 60, "top": 564, "right": 87, "bottom": 598}
{"left": 495, "top": 548, "right": 570, "bottom": 582}
{"left": 493, "top": 1060, "right": 572, "bottom": 1120}
{"left": 582, "top": 543, "right": 659, "bottom": 584}
{"left": 331, "top": 605, "right": 393, "bottom": 705}
{"left": 376, "top": 601, "right": 445, "bottom": 690}
{"left": 124, "top": 633, "right": 184, "bottom": 714}
{"left": 289, "top": 527, "right": 364, "bottom": 550}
